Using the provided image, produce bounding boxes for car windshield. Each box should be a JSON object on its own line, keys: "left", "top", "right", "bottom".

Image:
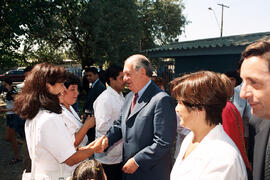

{"left": 5, "top": 70, "right": 24, "bottom": 75}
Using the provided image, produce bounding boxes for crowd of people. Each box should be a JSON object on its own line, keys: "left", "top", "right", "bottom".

{"left": 1, "top": 37, "right": 270, "bottom": 180}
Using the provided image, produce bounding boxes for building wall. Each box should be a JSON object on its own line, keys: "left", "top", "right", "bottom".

{"left": 174, "top": 54, "right": 241, "bottom": 76}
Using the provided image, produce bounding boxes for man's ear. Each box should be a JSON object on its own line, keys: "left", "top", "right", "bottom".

{"left": 95, "top": 73, "right": 99, "bottom": 79}
{"left": 139, "top": 68, "right": 146, "bottom": 76}
{"left": 109, "top": 77, "right": 113, "bottom": 84}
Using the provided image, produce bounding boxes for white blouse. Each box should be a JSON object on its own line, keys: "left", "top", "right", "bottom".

{"left": 61, "top": 105, "right": 88, "bottom": 147}
{"left": 170, "top": 124, "right": 247, "bottom": 180}
{"left": 25, "top": 110, "right": 78, "bottom": 178}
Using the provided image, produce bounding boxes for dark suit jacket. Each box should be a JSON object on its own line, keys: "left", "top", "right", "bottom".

{"left": 106, "top": 82, "right": 177, "bottom": 180}
{"left": 84, "top": 79, "right": 106, "bottom": 142}
{"left": 250, "top": 117, "right": 270, "bottom": 180}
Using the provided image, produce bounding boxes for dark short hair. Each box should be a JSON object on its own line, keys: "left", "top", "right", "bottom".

{"left": 241, "top": 37, "right": 270, "bottom": 71}
{"left": 224, "top": 70, "right": 241, "bottom": 86}
{"left": 152, "top": 76, "right": 165, "bottom": 87}
{"left": 105, "top": 64, "right": 123, "bottom": 85}
{"left": 170, "top": 71, "right": 230, "bottom": 126}
{"left": 225, "top": 70, "right": 238, "bottom": 79}
{"left": 64, "top": 72, "right": 81, "bottom": 89}
{"left": 85, "top": 66, "right": 99, "bottom": 75}
{"left": 72, "top": 159, "right": 106, "bottom": 180}
{"left": 14, "top": 63, "right": 67, "bottom": 120}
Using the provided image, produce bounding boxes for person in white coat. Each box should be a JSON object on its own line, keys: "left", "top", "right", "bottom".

{"left": 170, "top": 71, "right": 247, "bottom": 180}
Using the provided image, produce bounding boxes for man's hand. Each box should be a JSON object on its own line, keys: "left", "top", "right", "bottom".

{"left": 100, "top": 135, "right": 109, "bottom": 152}
{"left": 122, "top": 158, "right": 139, "bottom": 174}
{"left": 87, "top": 137, "right": 103, "bottom": 152}
{"left": 88, "top": 135, "right": 108, "bottom": 153}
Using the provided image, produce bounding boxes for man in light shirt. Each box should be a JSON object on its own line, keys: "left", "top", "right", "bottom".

{"left": 93, "top": 64, "right": 126, "bottom": 180}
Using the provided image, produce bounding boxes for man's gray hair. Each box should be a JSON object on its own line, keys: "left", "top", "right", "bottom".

{"left": 133, "top": 56, "right": 153, "bottom": 77}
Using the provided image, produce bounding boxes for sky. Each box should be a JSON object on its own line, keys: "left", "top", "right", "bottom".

{"left": 179, "top": 0, "right": 270, "bottom": 41}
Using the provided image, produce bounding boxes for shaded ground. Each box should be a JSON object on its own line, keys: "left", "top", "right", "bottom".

{"left": 0, "top": 112, "right": 23, "bottom": 180}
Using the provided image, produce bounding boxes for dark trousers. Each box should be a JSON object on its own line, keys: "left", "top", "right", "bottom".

{"left": 102, "top": 163, "right": 123, "bottom": 180}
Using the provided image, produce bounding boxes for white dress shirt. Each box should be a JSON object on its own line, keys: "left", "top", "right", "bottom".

{"left": 93, "top": 86, "right": 125, "bottom": 164}
{"left": 135, "top": 79, "right": 151, "bottom": 103}
{"left": 171, "top": 124, "right": 247, "bottom": 180}
{"left": 61, "top": 105, "right": 88, "bottom": 147}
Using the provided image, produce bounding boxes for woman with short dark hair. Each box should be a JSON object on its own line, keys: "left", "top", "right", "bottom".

{"left": 15, "top": 63, "right": 101, "bottom": 179}
{"left": 59, "top": 72, "right": 95, "bottom": 148}
{"left": 170, "top": 71, "right": 247, "bottom": 180}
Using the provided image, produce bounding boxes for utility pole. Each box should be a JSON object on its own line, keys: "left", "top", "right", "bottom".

{"left": 218, "top": 3, "right": 229, "bottom": 37}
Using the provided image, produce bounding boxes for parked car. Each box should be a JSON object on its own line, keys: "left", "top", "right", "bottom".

{"left": 0, "top": 69, "right": 25, "bottom": 82}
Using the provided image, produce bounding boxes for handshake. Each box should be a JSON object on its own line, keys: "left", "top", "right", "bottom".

{"left": 86, "top": 135, "right": 139, "bottom": 174}
{"left": 87, "top": 135, "right": 109, "bottom": 153}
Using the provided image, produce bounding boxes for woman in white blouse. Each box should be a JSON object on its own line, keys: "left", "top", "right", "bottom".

{"left": 170, "top": 71, "right": 247, "bottom": 180}
{"left": 59, "top": 72, "right": 95, "bottom": 148}
{"left": 15, "top": 63, "right": 102, "bottom": 179}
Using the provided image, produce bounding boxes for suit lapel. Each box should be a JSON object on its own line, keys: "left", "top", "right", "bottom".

{"left": 123, "top": 94, "right": 133, "bottom": 121}
{"left": 253, "top": 119, "right": 270, "bottom": 179}
{"left": 93, "top": 80, "right": 100, "bottom": 90}
{"left": 127, "top": 82, "right": 159, "bottom": 119}
{"left": 128, "top": 97, "right": 148, "bottom": 119}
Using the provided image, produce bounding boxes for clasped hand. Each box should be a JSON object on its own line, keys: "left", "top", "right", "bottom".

{"left": 88, "top": 136, "right": 139, "bottom": 174}
{"left": 88, "top": 135, "right": 108, "bottom": 153}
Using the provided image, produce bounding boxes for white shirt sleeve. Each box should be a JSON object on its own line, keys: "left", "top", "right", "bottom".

{"left": 94, "top": 98, "right": 113, "bottom": 135}
{"left": 39, "top": 115, "right": 76, "bottom": 163}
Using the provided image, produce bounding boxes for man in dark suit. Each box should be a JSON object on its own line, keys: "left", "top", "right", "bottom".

{"left": 240, "top": 37, "right": 270, "bottom": 180}
{"left": 83, "top": 66, "right": 106, "bottom": 142}
{"left": 248, "top": 117, "right": 270, "bottom": 180}
{"left": 95, "top": 54, "right": 177, "bottom": 180}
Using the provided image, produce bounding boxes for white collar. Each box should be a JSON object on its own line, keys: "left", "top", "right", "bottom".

{"left": 107, "top": 86, "right": 124, "bottom": 98}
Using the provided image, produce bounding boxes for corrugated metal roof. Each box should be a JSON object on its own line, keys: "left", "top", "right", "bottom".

{"left": 145, "top": 31, "right": 270, "bottom": 53}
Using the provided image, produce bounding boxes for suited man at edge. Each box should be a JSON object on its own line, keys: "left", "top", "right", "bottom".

{"left": 94, "top": 54, "right": 177, "bottom": 180}
{"left": 83, "top": 66, "right": 106, "bottom": 143}
{"left": 239, "top": 37, "right": 270, "bottom": 180}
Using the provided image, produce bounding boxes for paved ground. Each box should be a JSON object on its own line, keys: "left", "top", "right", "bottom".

{"left": 0, "top": 113, "right": 23, "bottom": 180}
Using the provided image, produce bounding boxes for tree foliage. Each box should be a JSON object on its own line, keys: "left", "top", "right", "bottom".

{"left": 0, "top": 1, "right": 29, "bottom": 69}
{"left": 0, "top": 0, "right": 187, "bottom": 69}
{"left": 137, "top": 0, "right": 187, "bottom": 50}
